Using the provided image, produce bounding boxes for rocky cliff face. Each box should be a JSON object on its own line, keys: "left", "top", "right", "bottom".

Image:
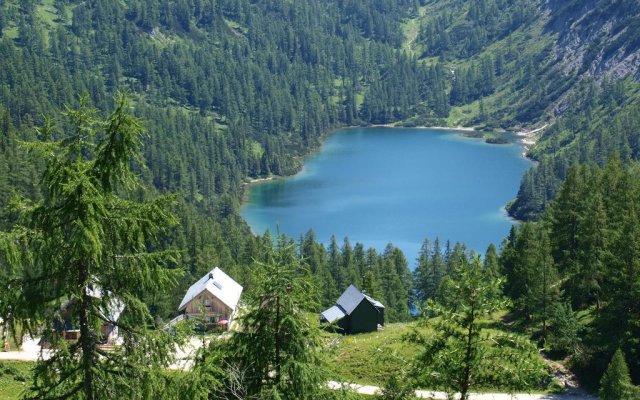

{"left": 543, "top": 0, "right": 640, "bottom": 81}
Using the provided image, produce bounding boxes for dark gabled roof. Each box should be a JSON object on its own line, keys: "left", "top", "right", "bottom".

{"left": 320, "top": 305, "right": 347, "bottom": 323}
{"left": 321, "top": 285, "right": 384, "bottom": 323}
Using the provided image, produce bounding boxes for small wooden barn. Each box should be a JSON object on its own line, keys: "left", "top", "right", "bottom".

{"left": 320, "top": 285, "right": 384, "bottom": 334}
{"left": 178, "top": 267, "right": 243, "bottom": 331}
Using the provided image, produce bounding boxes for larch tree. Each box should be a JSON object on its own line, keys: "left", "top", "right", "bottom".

{"left": 510, "top": 223, "right": 561, "bottom": 338}
{"left": 0, "top": 95, "right": 183, "bottom": 400}
{"left": 228, "top": 236, "right": 326, "bottom": 399}
{"left": 414, "top": 238, "right": 433, "bottom": 302}
{"left": 409, "top": 256, "right": 546, "bottom": 400}
{"left": 599, "top": 349, "right": 638, "bottom": 400}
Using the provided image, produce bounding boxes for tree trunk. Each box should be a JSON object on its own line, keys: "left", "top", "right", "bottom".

{"left": 460, "top": 298, "right": 476, "bottom": 400}
{"left": 2, "top": 315, "right": 10, "bottom": 352}
{"left": 78, "top": 262, "right": 94, "bottom": 400}
{"left": 274, "top": 294, "right": 281, "bottom": 383}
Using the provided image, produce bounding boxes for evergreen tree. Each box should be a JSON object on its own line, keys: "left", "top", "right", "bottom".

{"left": 507, "top": 223, "right": 561, "bottom": 337}
{"left": 228, "top": 236, "right": 326, "bottom": 399}
{"left": 0, "top": 95, "right": 182, "bottom": 400}
{"left": 342, "top": 237, "right": 361, "bottom": 288}
{"left": 547, "top": 302, "right": 581, "bottom": 356}
{"left": 414, "top": 238, "right": 446, "bottom": 303}
{"left": 483, "top": 243, "right": 499, "bottom": 277}
{"left": 599, "top": 349, "right": 637, "bottom": 400}
{"left": 414, "top": 238, "right": 433, "bottom": 302}
{"left": 409, "top": 256, "right": 545, "bottom": 399}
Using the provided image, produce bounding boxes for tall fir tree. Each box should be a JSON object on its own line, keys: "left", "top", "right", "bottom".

{"left": 228, "top": 236, "right": 326, "bottom": 399}
{"left": 0, "top": 95, "right": 183, "bottom": 400}
{"left": 599, "top": 349, "right": 637, "bottom": 400}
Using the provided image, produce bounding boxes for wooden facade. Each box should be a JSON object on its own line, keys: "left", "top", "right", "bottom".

{"left": 178, "top": 268, "right": 243, "bottom": 332}
{"left": 182, "top": 291, "right": 232, "bottom": 325}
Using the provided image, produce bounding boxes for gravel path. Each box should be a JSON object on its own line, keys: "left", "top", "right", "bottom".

{"left": 327, "top": 381, "right": 595, "bottom": 399}
{"left": 0, "top": 337, "right": 50, "bottom": 361}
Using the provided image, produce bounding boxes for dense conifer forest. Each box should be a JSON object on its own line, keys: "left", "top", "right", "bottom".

{"left": 1, "top": 0, "right": 640, "bottom": 398}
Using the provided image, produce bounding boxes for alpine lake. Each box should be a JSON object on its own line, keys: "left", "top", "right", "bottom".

{"left": 241, "top": 127, "right": 532, "bottom": 265}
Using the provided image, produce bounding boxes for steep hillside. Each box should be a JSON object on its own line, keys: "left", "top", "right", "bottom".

{"left": 1, "top": 0, "right": 640, "bottom": 308}
{"left": 0, "top": 0, "right": 432, "bottom": 318}
{"left": 507, "top": 0, "right": 640, "bottom": 219}
{"left": 406, "top": 0, "right": 640, "bottom": 128}
{"left": 546, "top": 0, "right": 640, "bottom": 80}
{"left": 404, "top": 0, "right": 640, "bottom": 219}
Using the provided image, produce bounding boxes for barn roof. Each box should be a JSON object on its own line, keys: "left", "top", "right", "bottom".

{"left": 178, "top": 267, "right": 243, "bottom": 312}
{"left": 321, "top": 284, "right": 384, "bottom": 322}
{"left": 320, "top": 305, "right": 347, "bottom": 323}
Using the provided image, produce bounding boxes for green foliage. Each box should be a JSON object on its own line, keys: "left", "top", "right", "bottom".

{"left": 228, "top": 237, "right": 326, "bottom": 399}
{"left": 509, "top": 82, "right": 640, "bottom": 220}
{"left": 546, "top": 302, "right": 581, "bottom": 357}
{"left": 599, "top": 349, "right": 637, "bottom": 400}
{"left": 501, "top": 223, "right": 561, "bottom": 338}
{"left": 0, "top": 95, "right": 183, "bottom": 400}
{"left": 377, "top": 371, "right": 414, "bottom": 400}
{"left": 177, "top": 339, "right": 229, "bottom": 400}
{"left": 325, "top": 323, "right": 422, "bottom": 386}
{"left": 413, "top": 238, "right": 446, "bottom": 304}
{"left": 0, "top": 361, "right": 34, "bottom": 400}
{"left": 0, "top": 0, "right": 639, "bottom": 395}
{"left": 299, "top": 230, "right": 413, "bottom": 323}
{"left": 502, "top": 157, "right": 640, "bottom": 385}
{"left": 409, "top": 256, "right": 547, "bottom": 399}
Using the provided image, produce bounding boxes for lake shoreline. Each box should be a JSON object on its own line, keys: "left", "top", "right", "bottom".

{"left": 240, "top": 124, "right": 533, "bottom": 193}
{"left": 241, "top": 123, "right": 536, "bottom": 226}
{"left": 514, "top": 124, "right": 548, "bottom": 157}
{"left": 241, "top": 124, "right": 480, "bottom": 194}
{"left": 242, "top": 126, "right": 533, "bottom": 259}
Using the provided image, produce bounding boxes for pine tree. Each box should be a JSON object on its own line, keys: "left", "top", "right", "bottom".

{"left": 599, "top": 349, "right": 636, "bottom": 400}
{"left": 0, "top": 95, "right": 183, "bottom": 399}
{"left": 508, "top": 223, "right": 561, "bottom": 336}
{"left": 228, "top": 236, "right": 326, "bottom": 399}
{"left": 414, "top": 238, "right": 432, "bottom": 302}
{"left": 409, "top": 256, "right": 546, "bottom": 400}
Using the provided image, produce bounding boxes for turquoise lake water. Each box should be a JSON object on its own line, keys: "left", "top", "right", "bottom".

{"left": 241, "top": 127, "right": 532, "bottom": 266}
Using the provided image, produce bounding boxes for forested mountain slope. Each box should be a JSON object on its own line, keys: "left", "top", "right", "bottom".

{"left": 0, "top": 0, "right": 439, "bottom": 320}
{"left": 2, "top": 0, "right": 639, "bottom": 221}
{"left": 2, "top": 0, "right": 640, "bottom": 396}
{"left": 405, "top": 0, "right": 640, "bottom": 219}
{"left": 1, "top": 0, "right": 640, "bottom": 321}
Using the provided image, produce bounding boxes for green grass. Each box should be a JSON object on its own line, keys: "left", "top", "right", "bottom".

{"left": 401, "top": 15, "right": 422, "bottom": 55}
{"left": 355, "top": 93, "right": 365, "bottom": 110}
{"left": 447, "top": 101, "right": 480, "bottom": 126}
{"left": 325, "top": 322, "right": 426, "bottom": 385}
{"left": 36, "top": 0, "right": 59, "bottom": 28}
{"left": 0, "top": 361, "right": 34, "bottom": 400}
{"left": 325, "top": 316, "right": 554, "bottom": 393}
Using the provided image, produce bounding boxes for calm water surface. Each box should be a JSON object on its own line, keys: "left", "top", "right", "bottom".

{"left": 242, "top": 127, "right": 532, "bottom": 265}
